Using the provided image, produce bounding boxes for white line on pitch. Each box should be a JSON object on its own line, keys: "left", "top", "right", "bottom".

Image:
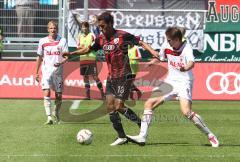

{"left": 70, "top": 100, "right": 81, "bottom": 110}
{"left": 0, "top": 154, "right": 240, "bottom": 158}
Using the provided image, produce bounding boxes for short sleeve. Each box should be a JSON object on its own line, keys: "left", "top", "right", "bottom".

{"left": 185, "top": 44, "right": 195, "bottom": 63}
{"left": 61, "top": 38, "right": 69, "bottom": 53}
{"left": 135, "top": 46, "right": 141, "bottom": 59}
{"left": 123, "top": 33, "right": 140, "bottom": 46}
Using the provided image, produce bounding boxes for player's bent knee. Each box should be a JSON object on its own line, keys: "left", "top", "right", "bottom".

{"left": 114, "top": 103, "right": 123, "bottom": 112}
{"left": 145, "top": 98, "right": 158, "bottom": 108}
{"left": 113, "top": 98, "right": 124, "bottom": 110}
{"left": 107, "top": 107, "right": 115, "bottom": 113}
{"left": 144, "top": 100, "right": 154, "bottom": 109}
{"left": 184, "top": 111, "right": 195, "bottom": 119}
{"left": 106, "top": 103, "right": 115, "bottom": 113}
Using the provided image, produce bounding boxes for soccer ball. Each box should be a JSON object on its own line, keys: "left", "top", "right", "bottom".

{"left": 76, "top": 129, "right": 93, "bottom": 145}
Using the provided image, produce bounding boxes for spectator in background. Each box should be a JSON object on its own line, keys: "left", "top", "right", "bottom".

{"left": 15, "top": 0, "right": 38, "bottom": 37}
{"left": 77, "top": 22, "right": 105, "bottom": 100}
{"left": 89, "top": 15, "right": 101, "bottom": 37}
{"left": 128, "top": 45, "right": 143, "bottom": 100}
{"left": 0, "top": 27, "right": 3, "bottom": 59}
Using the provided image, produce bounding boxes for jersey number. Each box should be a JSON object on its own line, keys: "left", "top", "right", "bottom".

{"left": 117, "top": 86, "right": 124, "bottom": 94}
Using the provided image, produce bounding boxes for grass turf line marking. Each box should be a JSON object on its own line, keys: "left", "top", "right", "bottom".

{"left": 1, "top": 154, "right": 240, "bottom": 158}
{"left": 70, "top": 100, "right": 81, "bottom": 110}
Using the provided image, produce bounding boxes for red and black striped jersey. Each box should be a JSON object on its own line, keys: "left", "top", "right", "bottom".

{"left": 91, "top": 30, "right": 139, "bottom": 78}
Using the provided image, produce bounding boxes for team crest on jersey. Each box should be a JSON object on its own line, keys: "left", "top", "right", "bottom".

{"left": 113, "top": 38, "right": 119, "bottom": 44}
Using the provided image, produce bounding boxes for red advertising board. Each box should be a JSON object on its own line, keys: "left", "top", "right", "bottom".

{"left": 0, "top": 61, "right": 239, "bottom": 100}
{"left": 193, "top": 63, "right": 240, "bottom": 100}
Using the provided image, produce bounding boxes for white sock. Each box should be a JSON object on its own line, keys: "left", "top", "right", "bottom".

{"left": 47, "top": 115, "right": 52, "bottom": 120}
{"left": 139, "top": 109, "right": 153, "bottom": 138}
{"left": 188, "top": 112, "right": 212, "bottom": 135}
{"left": 44, "top": 97, "right": 51, "bottom": 116}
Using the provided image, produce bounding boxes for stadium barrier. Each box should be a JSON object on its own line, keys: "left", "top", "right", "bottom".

{"left": 0, "top": 61, "right": 239, "bottom": 100}
{"left": 68, "top": 8, "right": 206, "bottom": 50}
{"left": 0, "top": 0, "right": 66, "bottom": 59}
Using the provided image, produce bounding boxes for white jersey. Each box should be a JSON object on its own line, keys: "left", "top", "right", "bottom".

{"left": 159, "top": 41, "right": 194, "bottom": 82}
{"left": 37, "top": 35, "right": 68, "bottom": 74}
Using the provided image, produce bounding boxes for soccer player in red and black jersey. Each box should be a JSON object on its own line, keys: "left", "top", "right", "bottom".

{"left": 64, "top": 12, "right": 158, "bottom": 146}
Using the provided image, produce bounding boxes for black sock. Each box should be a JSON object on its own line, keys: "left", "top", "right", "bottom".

{"left": 85, "top": 83, "right": 90, "bottom": 99}
{"left": 120, "top": 107, "right": 141, "bottom": 128}
{"left": 96, "top": 79, "right": 103, "bottom": 90}
{"left": 96, "top": 80, "right": 105, "bottom": 98}
{"left": 109, "top": 112, "right": 126, "bottom": 138}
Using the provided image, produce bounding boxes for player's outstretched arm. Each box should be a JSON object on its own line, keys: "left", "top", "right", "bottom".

{"left": 139, "top": 41, "right": 159, "bottom": 58}
{"left": 72, "top": 47, "right": 90, "bottom": 55}
{"left": 54, "top": 56, "right": 69, "bottom": 67}
{"left": 180, "top": 61, "right": 195, "bottom": 72}
{"left": 145, "top": 57, "right": 160, "bottom": 68}
{"left": 62, "top": 47, "right": 90, "bottom": 57}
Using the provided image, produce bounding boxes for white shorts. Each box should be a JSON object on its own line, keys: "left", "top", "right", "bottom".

{"left": 41, "top": 72, "right": 63, "bottom": 93}
{"left": 162, "top": 79, "right": 193, "bottom": 101}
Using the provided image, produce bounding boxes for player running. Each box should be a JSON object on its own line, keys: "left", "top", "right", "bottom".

{"left": 63, "top": 12, "right": 158, "bottom": 146}
{"left": 35, "top": 21, "right": 68, "bottom": 124}
{"left": 127, "top": 26, "right": 219, "bottom": 147}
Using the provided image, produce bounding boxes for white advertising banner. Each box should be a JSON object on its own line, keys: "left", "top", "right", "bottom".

{"left": 68, "top": 9, "right": 205, "bottom": 50}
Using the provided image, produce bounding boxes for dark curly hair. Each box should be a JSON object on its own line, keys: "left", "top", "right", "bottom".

{"left": 97, "top": 11, "right": 114, "bottom": 25}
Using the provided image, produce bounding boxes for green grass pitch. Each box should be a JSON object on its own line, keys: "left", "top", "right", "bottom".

{"left": 0, "top": 99, "right": 240, "bottom": 162}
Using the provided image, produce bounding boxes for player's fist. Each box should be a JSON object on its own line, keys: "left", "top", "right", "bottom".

{"left": 62, "top": 52, "right": 70, "bottom": 57}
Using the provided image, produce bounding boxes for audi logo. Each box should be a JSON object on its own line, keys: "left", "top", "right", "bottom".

{"left": 103, "top": 45, "right": 115, "bottom": 51}
{"left": 206, "top": 72, "right": 240, "bottom": 95}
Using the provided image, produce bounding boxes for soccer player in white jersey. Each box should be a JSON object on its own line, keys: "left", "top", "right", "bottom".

{"left": 127, "top": 27, "right": 219, "bottom": 147}
{"left": 35, "top": 21, "right": 68, "bottom": 124}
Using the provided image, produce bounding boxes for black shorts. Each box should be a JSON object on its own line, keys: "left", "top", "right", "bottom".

{"left": 106, "top": 76, "right": 134, "bottom": 100}
{"left": 80, "top": 63, "right": 97, "bottom": 76}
